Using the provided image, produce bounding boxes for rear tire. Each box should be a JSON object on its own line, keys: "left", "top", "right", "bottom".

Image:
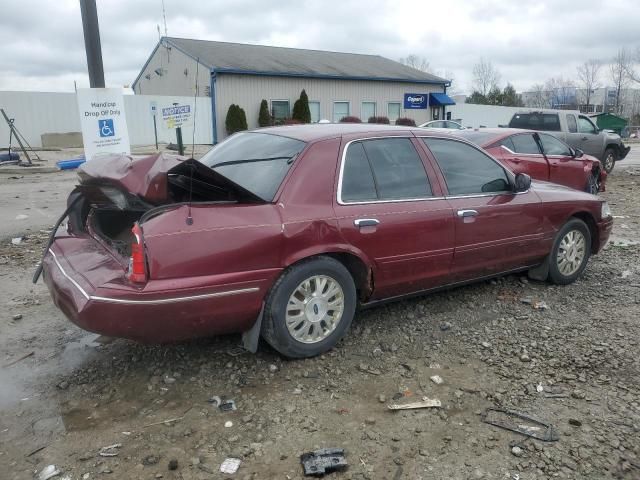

{"left": 602, "top": 148, "right": 617, "bottom": 174}
{"left": 261, "top": 256, "right": 356, "bottom": 358}
{"left": 548, "top": 219, "right": 591, "bottom": 285}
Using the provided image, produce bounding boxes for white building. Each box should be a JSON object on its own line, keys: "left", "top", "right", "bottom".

{"left": 132, "top": 37, "right": 455, "bottom": 143}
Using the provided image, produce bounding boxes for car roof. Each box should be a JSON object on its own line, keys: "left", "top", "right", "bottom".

{"left": 452, "top": 128, "right": 529, "bottom": 146}
{"left": 253, "top": 123, "right": 446, "bottom": 142}
{"left": 513, "top": 108, "right": 581, "bottom": 116}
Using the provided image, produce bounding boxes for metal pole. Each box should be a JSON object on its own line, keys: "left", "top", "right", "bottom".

{"left": 176, "top": 127, "right": 184, "bottom": 155}
{"left": 152, "top": 115, "right": 158, "bottom": 150}
{"left": 79, "top": 0, "right": 105, "bottom": 88}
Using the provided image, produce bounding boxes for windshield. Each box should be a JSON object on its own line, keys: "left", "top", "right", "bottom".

{"left": 199, "top": 132, "right": 306, "bottom": 201}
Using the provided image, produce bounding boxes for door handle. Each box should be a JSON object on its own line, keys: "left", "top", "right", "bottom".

{"left": 456, "top": 209, "right": 478, "bottom": 218}
{"left": 581, "top": 136, "right": 588, "bottom": 141}
{"left": 354, "top": 218, "right": 380, "bottom": 227}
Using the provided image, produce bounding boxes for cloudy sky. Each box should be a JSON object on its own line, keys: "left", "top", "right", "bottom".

{"left": 0, "top": 0, "right": 637, "bottom": 94}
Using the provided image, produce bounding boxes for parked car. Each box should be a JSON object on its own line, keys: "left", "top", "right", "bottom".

{"left": 508, "top": 109, "right": 630, "bottom": 173}
{"left": 37, "top": 124, "right": 613, "bottom": 358}
{"left": 419, "top": 120, "right": 465, "bottom": 130}
{"left": 453, "top": 128, "right": 606, "bottom": 194}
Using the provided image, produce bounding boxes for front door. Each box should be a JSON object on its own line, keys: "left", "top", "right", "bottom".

{"left": 537, "top": 133, "right": 587, "bottom": 191}
{"left": 334, "top": 135, "right": 455, "bottom": 299}
{"left": 566, "top": 115, "right": 602, "bottom": 158}
{"left": 420, "top": 137, "right": 545, "bottom": 282}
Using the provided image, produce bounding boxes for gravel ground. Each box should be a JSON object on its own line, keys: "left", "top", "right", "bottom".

{"left": 0, "top": 159, "right": 639, "bottom": 480}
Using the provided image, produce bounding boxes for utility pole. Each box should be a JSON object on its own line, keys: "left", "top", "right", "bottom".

{"left": 79, "top": 0, "right": 105, "bottom": 88}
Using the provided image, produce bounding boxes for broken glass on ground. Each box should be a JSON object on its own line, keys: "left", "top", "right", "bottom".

{"left": 481, "top": 407, "right": 559, "bottom": 442}
{"left": 300, "top": 448, "right": 347, "bottom": 476}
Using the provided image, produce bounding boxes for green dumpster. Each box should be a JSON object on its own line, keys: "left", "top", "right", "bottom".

{"left": 590, "top": 113, "right": 628, "bottom": 136}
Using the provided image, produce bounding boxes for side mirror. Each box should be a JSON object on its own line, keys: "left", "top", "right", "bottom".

{"left": 573, "top": 148, "right": 584, "bottom": 158}
{"left": 514, "top": 173, "right": 531, "bottom": 192}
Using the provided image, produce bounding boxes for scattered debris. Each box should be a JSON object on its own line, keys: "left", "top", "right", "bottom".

{"left": 536, "top": 383, "right": 544, "bottom": 393}
{"left": 439, "top": 321, "right": 452, "bottom": 331}
{"left": 533, "top": 301, "right": 549, "bottom": 311}
{"left": 428, "top": 363, "right": 441, "bottom": 369}
{"left": 511, "top": 446, "right": 524, "bottom": 457}
{"left": 15, "top": 214, "right": 28, "bottom": 220}
{"left": 300, "top": 448, "right": 347, "bottom": 476}
{"left": 358, "top": 363, "right": 381, "bottom": 375}
{"left": 143, "top": 455, "right": 160, "bottom": 466}
{"left": 11, "top": 237, "right": 23, "bottom": 245}
{"left": 26, "top": 445, "right": 47, "bottom": 457}
{"left": 219, "top": 400, "right": 237, "bottom": 412}
{"left": 3, "top": 350, "right": 34, "bottom": 368}
{"left": 143, "top": 416, "right": 184, "bottom": 428}
{"left": 38, "top": 465, "right": 61, "bottom": 480}
{"left": 208, "top": 395, "right": 222, "bottom": 407}
{"left": 99, "top": 443, "right": 122, "bottom": 457}
{"left": 168, "top": 459, "right": 178, "bottom": 470}
{"left": 268, "top": 363, "right": 279, "bottom": 373}
{"left": 12, "top": 313, "right": 22, "bottom": 321}
{"left": 621, "top": 269, "right": 632, "bottom": 278}
{"left": 481, "top": 408, "right": 559, "bottom": 442}
{"left": 388, "top": 396, "right": 441, "bottom": 410}
{"left": 568, "top": 418, "right": 582, "bottom": 427}
{"left": 520, "top": 297, "right": 533, "bottom": 305}
{"left": 224, "top": 421, "right": 233, "bottom": 428}
{"left": 430, "top": 375, "right": 444, "bottom": 385}
{"left": 220, "top": 457, "right": 241, "bottom": 474}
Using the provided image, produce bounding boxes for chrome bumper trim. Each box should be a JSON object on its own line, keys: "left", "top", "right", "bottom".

{"left": 48, "top": 249, "right": 259, "bottom": 305}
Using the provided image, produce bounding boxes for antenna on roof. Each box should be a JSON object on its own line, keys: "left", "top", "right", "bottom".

{"left": 161, "top": 0, "right": 168, "bottom": 37}
{"left": 185, "top": 58, "right": 199, "bottom": 227}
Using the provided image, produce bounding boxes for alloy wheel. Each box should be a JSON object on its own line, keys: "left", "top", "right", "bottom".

{"left": 285, "top": 275, "right": 345, "bottom": 344}
{"left": 556, "top": 230, "right": 587, "bottom": 276}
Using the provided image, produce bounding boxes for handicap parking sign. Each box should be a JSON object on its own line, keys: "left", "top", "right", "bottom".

{"left": 99, "top": 118, "right": 115, "bottom": 137}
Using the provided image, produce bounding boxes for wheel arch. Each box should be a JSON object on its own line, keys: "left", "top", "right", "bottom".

{"left": 283, "top": 248, "right": 374, "bottom": 302}
{"left": 571, "top": 211, "right": 599, "bottom": 253}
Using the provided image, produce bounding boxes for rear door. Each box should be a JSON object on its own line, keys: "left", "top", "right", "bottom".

{"left": 420, "top": 137, "right": 545, "bottom": 282}
{"left": 498, "top": 133, "right": 550, "bottom": 181}
{"left": 537, "top": 133, "right": 586, "bottom": 191}
{"left": 334, "top": 135, "right": 455, "bottom": 298}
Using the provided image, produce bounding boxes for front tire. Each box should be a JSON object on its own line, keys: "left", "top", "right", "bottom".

{"left": 585, "top": 172, "right": 599, "bottom": 195}
{"left": 261, "top": 256, "right": 356, "bottom": 358}
{"left": 602, "top": 148, "right": 617, "bottom": 174}
{"left": 548, "top": 219, "right": 591, "bottom": 285}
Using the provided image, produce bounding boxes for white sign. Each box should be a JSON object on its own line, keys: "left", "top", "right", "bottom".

{"left": 77, "top": 88, "right": 131, "bottom": 161}
{"left": 150, "top": 101, "right": 158, "bottom": 117}
{"left": 162, "top": 104, "right": 193, "bottom": 129}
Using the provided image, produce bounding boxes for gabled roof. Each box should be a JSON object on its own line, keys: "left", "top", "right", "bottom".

{"left": 134, "top": 37, "right": 449, "bottom": 88}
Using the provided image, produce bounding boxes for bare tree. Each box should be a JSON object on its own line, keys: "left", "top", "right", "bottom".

{"left": 399, "top": 55, "right": 431, "bottom": 73}
{"left": 576, "top": 59, "right": 601, "bottom": 111}
{"left": 610, "top": 48, "right": 631, "bottom": 115}
{"left": 545, "top": 77, "right": 577, "bottom": 109}
{"left": 525, "top": 84, "right": 551, "bottom": 109}
{"left": 472, "top": 58, "right": 501, "bottom": 96}
{"left": 624, "top": 46, "right": 640, "bottom": 84}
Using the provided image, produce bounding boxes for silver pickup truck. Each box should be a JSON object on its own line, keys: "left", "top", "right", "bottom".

{"left": 508, "top": 109, "right": 630, "bottom": 173}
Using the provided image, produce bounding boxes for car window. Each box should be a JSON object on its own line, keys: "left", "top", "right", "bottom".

{"left": 341, "top": 138, "right": 431, "bottom": 202}
{"left": 444, "top": 121, "right": 459, "bottom": 129}
{"left": 499, "top": 137, "right": 516, "bottom": 152}
{"left": 539, "top": 133, "right": 572, "bottom": 156}
{"left": 566, "top": 114, "right": 578, "bottom": 133}
{"left": 511, "top": 134, "right": 540, "bottom": 154}
{"left": 341, "top": 142, "right": 377, "bottom": 202}
{"left": 578, "top": 116, "right": 597, "bottom": 134}
{"left": 422, "top": 138, "right": 510, "bottom": 195}
{"left": 430, "top": 121, "right": 444, "bottom": 128}
{"left": 509, "top": 113, "right": 561, "bottom": 131}
{"left": 199, "top": 132, "right": 306, "bottom": 201}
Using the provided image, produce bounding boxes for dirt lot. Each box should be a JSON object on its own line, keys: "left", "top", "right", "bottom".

{"left": 1, "top": 151, "right": 639, "bottom": 480}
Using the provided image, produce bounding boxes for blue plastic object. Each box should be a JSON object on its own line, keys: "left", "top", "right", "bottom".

{"left": 0, "top": 151, "right": 20, "bottom": 162}
{"left": 56, "top": 156, "right": 86, "bottom": 170}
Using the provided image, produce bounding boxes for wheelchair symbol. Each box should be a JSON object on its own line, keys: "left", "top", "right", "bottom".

{"left": 99, "top": 119, "right": 115, "bottom": 137}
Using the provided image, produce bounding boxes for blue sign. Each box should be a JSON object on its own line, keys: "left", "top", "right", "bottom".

{"left": 99, "top": 118, "right": 115, "bottom": 137}
{"left": 404, "top": 93, "right": 428, "bottom": 109}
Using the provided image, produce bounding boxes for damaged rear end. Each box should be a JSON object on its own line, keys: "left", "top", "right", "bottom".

{"left": 39, "top": 152, "right": 278, "bottom": 343}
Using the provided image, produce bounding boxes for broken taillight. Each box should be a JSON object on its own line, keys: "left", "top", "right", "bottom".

{"left": 128, "top": 223, "right": 147, "bottom": 283}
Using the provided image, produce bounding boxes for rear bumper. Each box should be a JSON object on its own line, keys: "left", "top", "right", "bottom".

{"left": 43, "top": 236, "right": 280, "bottom": 343}
{"left": 595, "top": 217, "right": 614, "bottom": 253}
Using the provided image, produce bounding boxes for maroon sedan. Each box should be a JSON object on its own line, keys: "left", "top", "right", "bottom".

{"left": 453, "top": 128, "right": 606, "bottom": 194}
{"left": 37, "top": 124, "right": 613, "bottom": 358}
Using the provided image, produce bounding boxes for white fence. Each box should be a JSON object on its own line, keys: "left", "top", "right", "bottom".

{"left": 0, "top": 91, "right": 213, "bottom": 148}
{"left": 448, "top": 104, "right": 534, "bottom": 129}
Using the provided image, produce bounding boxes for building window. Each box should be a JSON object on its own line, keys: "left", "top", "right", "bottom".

{"left": 361, "top": 102, "right": 376, "bottom": 122}
{"left": 333, "top": 102, "right": 350, "bottom": 122}
{"left": 387, "top": 102, "right": 401, "bottom": 122}
{"left": 271, "top": 100, "right": 290, "bottom": 124}
{"left": 309, "top": 101, "right": 320, "bottom": 123}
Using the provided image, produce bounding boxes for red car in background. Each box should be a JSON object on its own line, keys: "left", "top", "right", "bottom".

{"left": 37, "top": 124, "right": 613, "bottom": 358}
{"left": 453, "top": 128, "right": 606, "bottom": 194}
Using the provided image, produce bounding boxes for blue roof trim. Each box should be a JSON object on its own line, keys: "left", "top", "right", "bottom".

{"left": 429, "top": 92, "right": 456, "bottom": 106}
{"left": 212, "top": 67, "right": 450, "bottom": 85}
